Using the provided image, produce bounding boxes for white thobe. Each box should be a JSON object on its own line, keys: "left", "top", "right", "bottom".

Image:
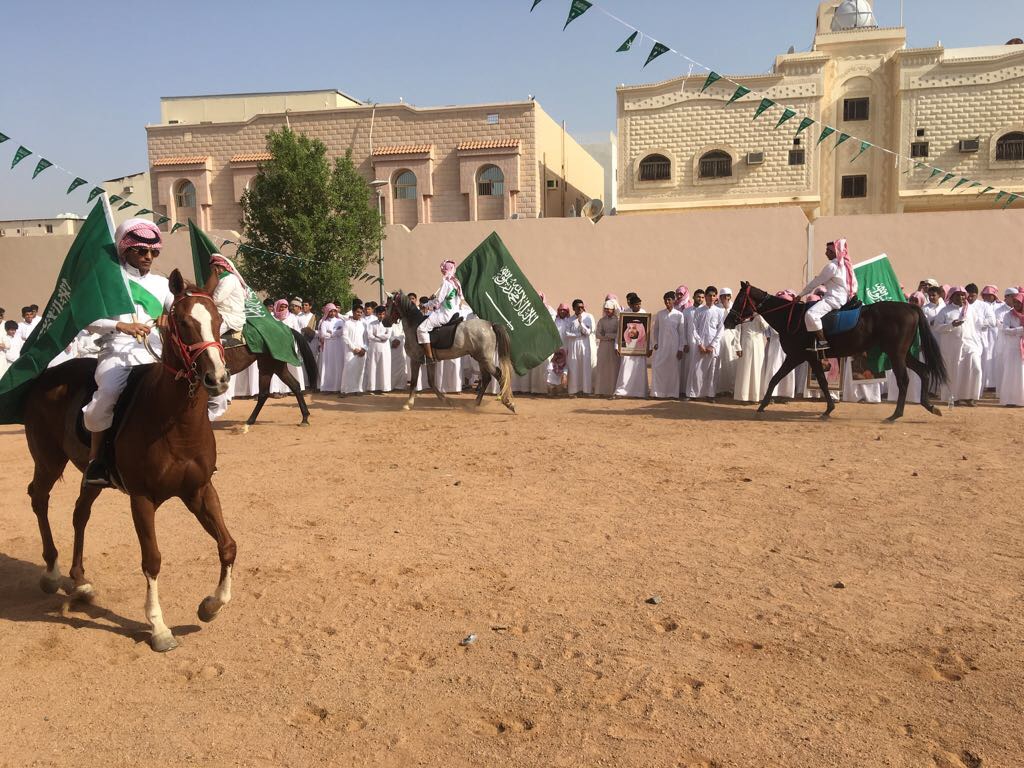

{"left": 613, "top": 308, "right": 648, "bottom": 398}
{"left": 679, "top": 307, "right": 696, "bottom": 396}
{"left": 650, "top": 308, "right": 683, "bottom": 398}
{"left": 212, "top": 272, "right": 247, "bottom": 332}
{"left": 841, "top": 358, "right": 883, "bottom": 403}
{"left": 997, "top": 313, "right": 1024, "bottom": 406}
{"left": 762, "top": 329, "right": 795, "bottom": 399}
{"left": 933, "top": 303, "right": 983, "bottom": 402}
{"left": 318, "top": 317, "right": 345, "bottom": 392}
{"left": 734, "top": 315, "right": 768, "bottom": 403}
{"left": 341, "top": 318, "right": 367, "bottom": 394}
{"left": 992, "top": 303, "right": 1013, "bottom": 391}
{"left": 364, "top": 318, "right": 392, "bottom": 392}
{"left": 686, "top": 305, "right": 725, "bottom": 399}
{"left": 389, "top": 323, "right": 409, "bottom": 390}
{"left": 3, "top": 332, "right": 24, "bottom": 365}
{"left": 18, "top": 316, "right": 41, "bottom": 342}
{"left": 564, "top": 313, "right": 594, "bottom": 395}
{"left": 922, "top": 300, "right": 945, "bottom": 324}
{"left": 970, "top": 300, "right": 997, "bottom": 389}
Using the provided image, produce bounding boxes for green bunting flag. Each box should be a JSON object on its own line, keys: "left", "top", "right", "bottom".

{"left": 171, "top": 223, "right": 186, "bottom": 233}
{"left": 939, "top": 173, "right": 955, "bottom": 186}
{"left": 727, "top": 86, "right": 751, "bottom": 104}
{"left": 994, "top": 191, "right": 1006, "bottom": 204}
{"left": 753, "top": 98, "right": 775, "bottom": 120}
{"left": 816, "top": 126, "right": 835, "bottom": 145}
{"left": 108, "top": 195, "right": 122, "bottom": 204}
{"left": 907, "top": 161, "right": 925, "bottom": 174}
{"left": 979, "top": 186, "right": 995, "bottom": 196}
{"left": 11, "top": 145, "right": 31, "bottom": 169}
{"left": 928, "top": 169, "right": 943, "bottom": 182}
{"left": 834, "top": 132, "right": 851, "bottom": 150}
{"left": 1006, "top": 194, "right": 1020, "bottom": 209}
{"left": 967, "top": 182, "right": 981, "bottom": 191}
{"left": 157, "top": 216, "right": 170, "bottom": 225}
{"left": 117, "top": 201, "right": 136, "bottom": 211}
{"left": 67, "top": 177, "right": 87, "bottom": 194}
{"left": 135, "top": 208, "right": 153, "bottom": 216}
{"left": 530, "top": 0, "right": 542, "bottom": 10}
{"left": 616, "top": 31, "right": 638, "bottom": 52}
{"left": 795, "top": 117, "right": 815, "bottom": 136}
{"left": 775, "top": 108, "right": 797, "bottom": 129}
{"left": 644, "top": 42, "right": 670, "bottom": 68}
{"left": 87, "top": 187, "right": 104, "bottom": 203}
{"left": 0, "top": 132, "right": 8, "bottom": 144}
{"left": 700, "top": 72, "right": 721, "bottom": 92}
{"left": 563, "top": 0, "right": 591, "bottom": 30}
{"left": 851, "top": 141, "right": 871, "bottom": 162}
{"left": 31, "top": 159, "right": 52, "bottom": 179}
{"left": 952, "top": 178, "right": 970, "bottom": 191}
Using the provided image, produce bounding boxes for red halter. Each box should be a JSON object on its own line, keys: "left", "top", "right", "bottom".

{"left": 164, "top": 290, "right": 225, "bottom": 393}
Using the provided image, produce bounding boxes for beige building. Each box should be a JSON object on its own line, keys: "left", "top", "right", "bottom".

{"left": 0, "top": 214, "right": 83, "bottom": 238}
{"left": 145, "top": 89, "right": 604, "bottom": 231}
{"left": 617, "top": 0, "right": 1024, "bottom": 219}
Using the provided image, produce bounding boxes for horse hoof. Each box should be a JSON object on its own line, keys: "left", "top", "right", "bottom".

{"left": 298, "top": 421, "right": 311, "bottom": 428}
{"left": 197, "top": 596, "right": 221, "bottom": 623}
{"left": 150, "top": 632, "right": 179, "bottom": 653}
{"left": 931, "top": 407, "right": 943, "bottom": 417}
{"left": 71, "top": 582, "right": 97, "bottom": 602}
{"left": 402, "top": 405, "right": 411, "bottom": 411}
{"left": 39, "top": 574, "right": 61, "bottom": 594}
{"left": 819, "top": 413, "right": 832, "bottom": 420}
{"left": 885, "top": 415, "right": 900, "bottom": 423}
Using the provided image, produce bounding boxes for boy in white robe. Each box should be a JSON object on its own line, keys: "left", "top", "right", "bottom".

{"left": 389, "top": 319, "right": 408, "bottom": 391}
{"left": 997, "top": 292, "right": 1024, "bottom": 406}
{"left": 686, "top": 287, "right": 725, "bottom": 401}
{"left": 318, "top": 305, "right": 345, "bottom": 393}
{"left": 651, "top": 291, "right": 684, "bottom": 399}
{"left": 734, "top": 313, "right": 769, "bottom": 403}
{"left": 679, "top": 289, "right": 703, "bottom": 399}
{"left": 340, "top": 304, "right": 368, "bottom": 395}
{"left": 365, "top": 306, "right": 392, "bottom": 393}
{"left": 932, "top": 286, "right": 983, "bottom": 406}
{"left": 613, "top": 293, "right": 649, "bottom": 399}
{"left": 715, "top": 288, "right": 741, "bottom": 395}
{"left": 564, "top": 299, "right": 594, "bottom": 396}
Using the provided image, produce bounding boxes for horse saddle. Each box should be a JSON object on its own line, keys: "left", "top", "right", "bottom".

{"left": 821, "top": 302, "right": 863, "bottom": 337}
{"left": 75, "top": 364, "right": 153, "bottom": 491}
{"left": 425, "top": 315, "right": 464, "bottom": 350}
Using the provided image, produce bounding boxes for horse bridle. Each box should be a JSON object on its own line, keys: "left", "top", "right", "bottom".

{"left": 165, "top": 290, "right": 226, "bottom": 398}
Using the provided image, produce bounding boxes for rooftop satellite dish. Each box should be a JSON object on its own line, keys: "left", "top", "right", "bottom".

{"left": 831, "top": 0, "right": 877, "bottom": 31}
{"left": 580, "top": 198, "right": 604, "bottom": 222}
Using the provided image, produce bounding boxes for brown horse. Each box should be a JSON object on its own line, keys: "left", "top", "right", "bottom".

{"left": 223, "top": 335, "right": 317, "bottom": 427}
{"left": 23, "top": 269, "right": 236, "bottom": 651}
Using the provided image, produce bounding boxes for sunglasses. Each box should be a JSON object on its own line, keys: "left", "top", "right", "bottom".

{"left": 127, "top": 246, "right": 161, "bottom": 256}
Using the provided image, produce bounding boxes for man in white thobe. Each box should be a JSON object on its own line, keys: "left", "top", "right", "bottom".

{"left": 614, "top": 293, "right": 649, "bottom": 398}
{"left": 564, "top": 299, "right": 594, "bottom": 396}
{"left": 340, "top": 305, "right": 368, "bottom": 395}
{"left": 364, "top": 306, "right": 392, "bottom": 393}
{"left": 686, "top": 287, "right": 726, "bottom": 401}
{"left": 799, "top": 239, "right": 858, "bottom": 352}
{"left": 651, "top": 291, "right": 684, "bottom": 399}
{"left": 932, "top": 286, "right": 983, "bottom": 406}
{"left": 716, "top": 288, "right": 741, "bottom": 395}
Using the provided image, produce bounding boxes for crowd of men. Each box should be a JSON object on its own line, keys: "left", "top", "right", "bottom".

{"left": 4, "top": 277, "right": 1023, "bottom": 410}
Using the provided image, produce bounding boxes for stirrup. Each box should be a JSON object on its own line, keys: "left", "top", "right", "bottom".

{"left": 221, "top": 331, "right": 244, "bottom": 349}
{"left": 807, "top": 339, "right": 830, "bottom": 353}
{"left": 82, "top": 459, "right": 112, "bottom": 489}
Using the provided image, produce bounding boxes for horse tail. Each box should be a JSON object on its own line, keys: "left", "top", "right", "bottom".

{"left": 492, "top": 323, "right": 514, "bottom": 404}
{"left": 290, "top": 328, "right": 319, "bottom": 387}
{"left": 914, "top": 306, "right": 947, "bottom": 391}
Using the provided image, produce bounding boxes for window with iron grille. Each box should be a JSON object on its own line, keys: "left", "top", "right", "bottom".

{"left": 995, "top": 132, "right": 1024, "bottom": 161}
{"left": 698, "top": 150, "right": 732, "bottom": 179}
{"left": 175, "top": 180, "right": 196, "bottom": 208}
{"left": 843, "top": 98, "right": 870, "bottom": 121}
{"left": 841, "top": 175, "right": 867, "bottom": 199}
{"left": 910, "top": 141, "right": 929, "bottom": 158}
{"left": 789, "top": 149, "right": 806, "bottom": 166}
{"left": 477, "top": 165, "right": 504, "bottom": 197}
{"left": 393, "top": 170, "right": 417, "bottom": 200}
{"left": 46, "top": 225, "right": 53, "bottom": 234}
{"left": 638, "top": 154, "right": 671, "bottom": 181}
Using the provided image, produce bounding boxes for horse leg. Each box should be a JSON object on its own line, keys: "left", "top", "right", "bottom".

{"left": 885, "top": 357, "right": 910, "bottom": 422}
{"left": 68, "top": 484, "right": 102, "bottom": 601}
{"left": 404, "top": 360, "right": 420, "bottom": 411}
{"left": 907, "top": 356, "right": 941, "bottom": 416}
{"left": 476, "top": 368, "right": 493, "bottom": 406}
{"left": 28, "top": 459, "right": 68, "bottom": 594}
{"left": 276, "top": 363, "right": 310, "bottom": 426}
{"left": 757, "top": 356, "right": 799, "bottom": 413}
{"left": 130, "top": 495, "right": 177, "bottom": 652}
{"left": 426, "top": 361, "right": 451, "bottom": 406}
{"left": 810, "top": 359, "right": 836, "bottom": 419}
{"left": 245, "top": 365, "right": 274, "bottom": 426}
{"left": 182, "top": 483, "right": 237, "bottom": 623}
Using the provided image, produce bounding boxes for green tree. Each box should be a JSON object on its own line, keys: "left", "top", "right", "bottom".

{"left": 239, "top": 127, "right": 383, "bottom": 306}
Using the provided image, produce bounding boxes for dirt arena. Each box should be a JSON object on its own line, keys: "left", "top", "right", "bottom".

{"left": 0, "top": 392, "right": 1021, "bottom": 768}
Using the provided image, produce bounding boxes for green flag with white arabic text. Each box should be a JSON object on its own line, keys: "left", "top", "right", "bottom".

{"left": 0, "top": 199, "right": 134, "bottom": 424}
{"left": 853, "top": 254, "right": 912, "bottom": 375}
{"left": 455, "top": 233, "right": 561, "bottom": 375}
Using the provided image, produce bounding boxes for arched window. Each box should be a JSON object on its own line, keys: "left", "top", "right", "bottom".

{"left": 175, "top": 180, "right": 196, "bottom": 208}
{"left": 699, "top": 150, "right": 732, "bottom": 179}
{"left": 638, "top": 154, "right": 671, "bottom": 181}
{"left": 477, "top": 165, "right": 504, "bottom": 197}
{"left": 995, "top": 131, "right": 1024, "bottom": 161}
{"left": 394, "top": 170, "right": 417, "bottom": 200}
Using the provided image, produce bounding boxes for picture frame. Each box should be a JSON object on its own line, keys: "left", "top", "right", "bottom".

{"left": 849, "top": 352, "right": 887, "bottom": 382}
{"left": 618, "top": 312, "right": 651, "bottom": 357}
{"left": 806, "top": 356, "right": 843, "bottom": 392}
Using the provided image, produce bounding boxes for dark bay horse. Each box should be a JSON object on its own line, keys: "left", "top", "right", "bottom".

{"left": 725, "top": 282, "right": 947, "bottom": 421}
{"left": 23, "top": 270, "right": 237, "bottom": 651}
{"left": 223, "top": 330, "right": 317, "bottom": 427}
{"left": 382, "top": 291, "right": 516, "bottom": 413}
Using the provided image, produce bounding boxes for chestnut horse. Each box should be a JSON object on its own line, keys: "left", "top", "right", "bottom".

{"left": 223, "top": 333, "right": 317, "bottom": 427}
{"left": 23, "top": 269, "right": 236, "bottom": 651}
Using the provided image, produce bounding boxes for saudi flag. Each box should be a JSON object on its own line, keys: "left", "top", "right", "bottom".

{"left": 0, "top": 199, "right": 134, "bottom": 424}
{"left": 853, "top": 254, "right": 911, "bottom": 374}
{"left": 188, "top": 221, "right": 300, "bottom": 366}
{"left": 455, "top": 232, "right": 561, "bottom": 375}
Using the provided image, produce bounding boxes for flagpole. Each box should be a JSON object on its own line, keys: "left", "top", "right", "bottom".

{"left": 103, "top": 196, "right": 148, "bottom": 343}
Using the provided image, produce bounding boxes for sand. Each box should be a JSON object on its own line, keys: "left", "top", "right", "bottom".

{"left": 0, "top": 392, "right": 1021, "bottom": 768}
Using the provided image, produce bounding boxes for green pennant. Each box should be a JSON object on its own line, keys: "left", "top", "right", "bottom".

{"left": 727, "top": 86, "right": 751, "bottom": 104}
{"left": 928, "top": 168, "right": 943, "bottom": 182}
{"left": 616, "top": 31, "right": 638, "bottom": 52}
{"left": 171, "top": 223, "right": 186, "bottom": 233}
{"left": 643, "top": 42, "right": 670, "bottom": 68}
{"left": 530, "top": 0, "right": 542, "bottom": 10}
{"left": 834, "top": 132, "right": 851, "bottom": 150}
{"left": 775, "top": 108, "right": 797, "bottom": 129}
{"left": 31, "top": 158, "right": 53, "bottom": 179}
{"left": 157, "top": 215, "right": 170, "bottom": 225}
{"left": 1006, "top": 193, "right": 1020, "bottom": 209}
{"left": 816, "top": 126, "right": 835, "bottom": 145}
{"left": 967, "top": 182, "right": 981, "bottom": 191}
{"left": 135, "top": 208, "right": 153, "bottom": 216}
{"left": 851, "top": 140, "right": 871, "bottom": 162}
{"left": 753, "top": 98, "right": 775, "bottom": 120}
{"left": 11, "top": 145, "right": 31, "bottom": 169}
{"left": 795, "top": 117, "right": 815, "bottom": 136}
{"left": 939, "top": 173, "right": 955, "bottom": 186}
{"left": 67, "top": 177, "right": 88, "bottom": 194}
{"left": 109, "top": 194, "right": 123, "bottom": 204}
{"left": 700, "top": 72, "right": 721, "bottom": 93}
{"left": 907, "top": 161, "right": 925, "bottom": 174}
{"left": 87, "top": 187, "right": 104, "bottom": 203}
{"left": 118, "top": 201, "right": 136, "bottom": 211}
{"left": 979, "top": 186, "right": 995, "bottom": 196}
{"left": 994, "top": 191, "right": 1006, "bottom": 204}
{"left": 0, "top": 132, "right": 8, "bottom": 143}
{"left": 951, "top": 178, "right": 970, "bottom": 191}
{"left": 563, "top": 0, "right": 591, "bottom": 30}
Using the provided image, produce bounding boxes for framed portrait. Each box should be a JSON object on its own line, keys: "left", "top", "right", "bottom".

{"left": 806, "top": 357, "right": 843, "bottom": 392}
{"left": 849, "top": 352, "right": 886, "bottom": 382}
{"left": 618, "top": 312, "right": 651, "bottom": 356}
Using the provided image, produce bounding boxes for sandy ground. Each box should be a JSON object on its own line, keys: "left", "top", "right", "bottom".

{"left": 0, "top": 391, "right": 1021, "bottom": 768}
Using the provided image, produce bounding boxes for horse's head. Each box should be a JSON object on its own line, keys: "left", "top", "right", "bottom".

{"left": 382, "top": 291, "right": 402, "bottom": 328}
{"left": 166, "top": 269, "right": 230, "bottom": 396}
{"left": 725, "top": 281, "right": 759, "bottom": 329}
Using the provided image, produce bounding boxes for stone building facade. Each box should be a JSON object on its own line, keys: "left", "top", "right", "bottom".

{"left": 616, "top": 0, "right": 1024, "bottom": 218}
{"left": 145, "top": 91, "right": 603, "bottom": 231}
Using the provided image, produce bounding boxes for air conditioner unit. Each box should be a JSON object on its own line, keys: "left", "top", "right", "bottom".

{"left": 958, "top": 139, "right": 980, "bottom": 153}
{"left": 124, "top": 185, "right": 134, "bottom": 194}
{"left": 510, "top": 212, "right": 520, "bottom": 220}
{"left": 746, "top": 152, "right": 765, "bottom": 165}
{"left": 546, "top": 179, "right": 559, "bottom": 189}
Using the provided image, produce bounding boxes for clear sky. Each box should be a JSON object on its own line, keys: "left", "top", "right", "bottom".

{"left": 1, "top": 0, "right": 1019, "bottom": 218}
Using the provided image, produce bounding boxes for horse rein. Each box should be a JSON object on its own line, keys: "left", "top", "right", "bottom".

{"left": 164, "top": 290, "right": 226, "bottom": 398}
{"left": 730, "top": 285, "right": 800, "bottom": 334}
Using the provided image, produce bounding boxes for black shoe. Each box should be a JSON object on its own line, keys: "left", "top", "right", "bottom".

{"left": 807, "top": 339, "right": 830, "bottom": 352}
{"left": 83, "top": 459, "right": 112, "bottom": 489}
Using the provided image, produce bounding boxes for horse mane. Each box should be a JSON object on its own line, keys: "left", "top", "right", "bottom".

{"left": 396, "top": 291, "right": 424, "bottom": 320}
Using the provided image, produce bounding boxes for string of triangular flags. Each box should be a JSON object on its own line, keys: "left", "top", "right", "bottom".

{"left": 530, "top": 0, "right": 1020, "bottom": 209}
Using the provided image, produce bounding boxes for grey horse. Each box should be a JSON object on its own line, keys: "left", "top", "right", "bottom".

{"left": 382, "top": 291, "right": 516, "bottom": 413}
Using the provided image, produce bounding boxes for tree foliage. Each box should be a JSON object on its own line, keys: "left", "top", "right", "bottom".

{"left": 239, "top": 127, "right": 383, "bottom": 306}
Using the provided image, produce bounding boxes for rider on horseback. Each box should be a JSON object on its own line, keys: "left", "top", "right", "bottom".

{"left": 82, "top": 219, "right": 173, "bottom": 488}
{"left": 208, "top": 252, "right": 247, "bottom": 349}
{"left": 799, "top": 238, "right": 858, "bottom": 352}
{"left": 417, "top": 260, "right": 463, "bottom": 363}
